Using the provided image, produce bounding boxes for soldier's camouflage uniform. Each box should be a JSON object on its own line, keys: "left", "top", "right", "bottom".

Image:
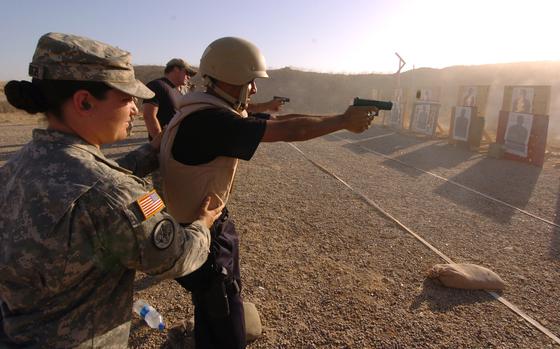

{"left": 0, "top": 32, "right": 211, "bottom": 348}
{"left": 0, "top": 130, "right": 211, "bottom": 348}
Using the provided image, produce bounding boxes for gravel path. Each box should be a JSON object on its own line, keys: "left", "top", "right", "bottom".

{"left": 1, "top": 121, "right": 559, "bottom": 348}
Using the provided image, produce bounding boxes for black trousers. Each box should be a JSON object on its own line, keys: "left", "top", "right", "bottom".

{"left": 176, "top": 209, "right": 246, "bottom": 349}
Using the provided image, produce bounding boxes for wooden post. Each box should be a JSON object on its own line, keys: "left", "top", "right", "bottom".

{"left": 395, "top": 52, "right": 406, "bottom": 89}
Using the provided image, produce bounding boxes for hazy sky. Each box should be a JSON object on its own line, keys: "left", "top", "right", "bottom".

{"left": 1, "top": 0, "right": 560, "bottom": 80}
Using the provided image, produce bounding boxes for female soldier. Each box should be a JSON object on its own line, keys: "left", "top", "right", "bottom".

{"left": 0, "top": 32, "right": 220, "bottom": 348}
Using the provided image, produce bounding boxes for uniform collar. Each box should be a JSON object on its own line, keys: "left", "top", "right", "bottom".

{"left": 32, "top": 128, "right": 106, "bottom": 159}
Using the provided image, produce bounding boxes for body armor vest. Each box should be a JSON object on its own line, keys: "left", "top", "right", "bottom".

{"left": 160, "top": 92, "right": 247, "bottom": 223}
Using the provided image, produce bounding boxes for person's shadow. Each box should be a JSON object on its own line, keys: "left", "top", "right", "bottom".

{"left": 433, "top": 157, "right": 541, "bottom": 224}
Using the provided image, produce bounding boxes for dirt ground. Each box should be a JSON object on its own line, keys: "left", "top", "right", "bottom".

{"left": 1, "top": 116, "right": 559, "bottom": 348}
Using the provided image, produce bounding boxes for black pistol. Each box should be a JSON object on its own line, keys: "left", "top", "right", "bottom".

{"left": 273, "top": 96, "right": 290, "bottom": 103}
{"left": 352, "top": 97, "right": 393, "bottom": 111}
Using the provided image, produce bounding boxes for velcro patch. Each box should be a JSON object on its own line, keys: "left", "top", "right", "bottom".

{"left": 136, "top": 190, "right": 165, "bottom": 220}
{"left": 152, "top": 219, "right": 175, "bottom": 249}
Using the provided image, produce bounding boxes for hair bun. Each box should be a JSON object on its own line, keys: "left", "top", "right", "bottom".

{"left": 5, "top": 80, "right": 47, "bottom": 114}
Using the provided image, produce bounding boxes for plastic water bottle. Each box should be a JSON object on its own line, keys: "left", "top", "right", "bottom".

{"left": 133, "top": 299, "right": 165, "bottom": 330}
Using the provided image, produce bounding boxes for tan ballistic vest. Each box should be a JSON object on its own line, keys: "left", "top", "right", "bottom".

{"left": 160, "top": 92, "right": 247, "bottom": 223}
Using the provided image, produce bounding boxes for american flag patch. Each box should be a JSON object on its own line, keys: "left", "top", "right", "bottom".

{"left": 136, "top": 190, "right": 165, "bottom": 220}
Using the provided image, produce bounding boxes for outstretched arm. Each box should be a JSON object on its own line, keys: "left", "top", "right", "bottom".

{"left": 261, "top": 106, "right": 376, "bottom": 142}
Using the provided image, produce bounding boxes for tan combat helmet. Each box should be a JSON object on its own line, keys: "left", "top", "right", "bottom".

{"left": 198, "top": 37, "right": 268, "bottom": 111}
{"left": 198, "top": 37, "right": 268, "bottom": 85}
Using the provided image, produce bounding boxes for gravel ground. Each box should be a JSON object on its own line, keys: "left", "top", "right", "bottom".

{"left": 1, "top": 120, "right": 559, "bottom": 348}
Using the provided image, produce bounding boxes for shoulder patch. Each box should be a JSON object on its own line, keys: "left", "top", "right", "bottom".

{"left": 152, "top": 219, "right": 175, "bottom": 249}
{"left": 136, "top": 190, "right": 165, "bottom": 220}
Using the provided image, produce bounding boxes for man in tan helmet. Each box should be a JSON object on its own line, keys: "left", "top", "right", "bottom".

{"left": 160, "top": 36, "right": 376, "bottom": 349}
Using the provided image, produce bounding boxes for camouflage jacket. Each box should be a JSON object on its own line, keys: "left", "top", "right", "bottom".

{"left": 0, "top": 129, "right": 210, "bottom": 348}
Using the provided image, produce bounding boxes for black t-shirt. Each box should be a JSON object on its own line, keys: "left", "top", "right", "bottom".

{"left": 143, "top": 77, "right": 180, "bottom": 127}
{"left": 171, "top": 108, "right": 268, "bottom": 165}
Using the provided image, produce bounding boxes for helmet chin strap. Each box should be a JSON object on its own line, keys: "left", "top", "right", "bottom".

{"left": 204, "top": 77, "right": 250, "bottom": 112}
{"left": 237, "top": 85, "right": 250, "bottom": 111}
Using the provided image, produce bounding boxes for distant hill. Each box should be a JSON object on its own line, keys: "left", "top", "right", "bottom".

{"left": 134, "top": 66, "right": 167, "bottom": 86}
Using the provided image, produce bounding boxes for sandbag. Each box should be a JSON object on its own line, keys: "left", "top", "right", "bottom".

{"left": 243, "top": 301, "right": 262, "bottom": 342}
{"left": 427, "top": 263, "right": 506, "bottom": 290}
